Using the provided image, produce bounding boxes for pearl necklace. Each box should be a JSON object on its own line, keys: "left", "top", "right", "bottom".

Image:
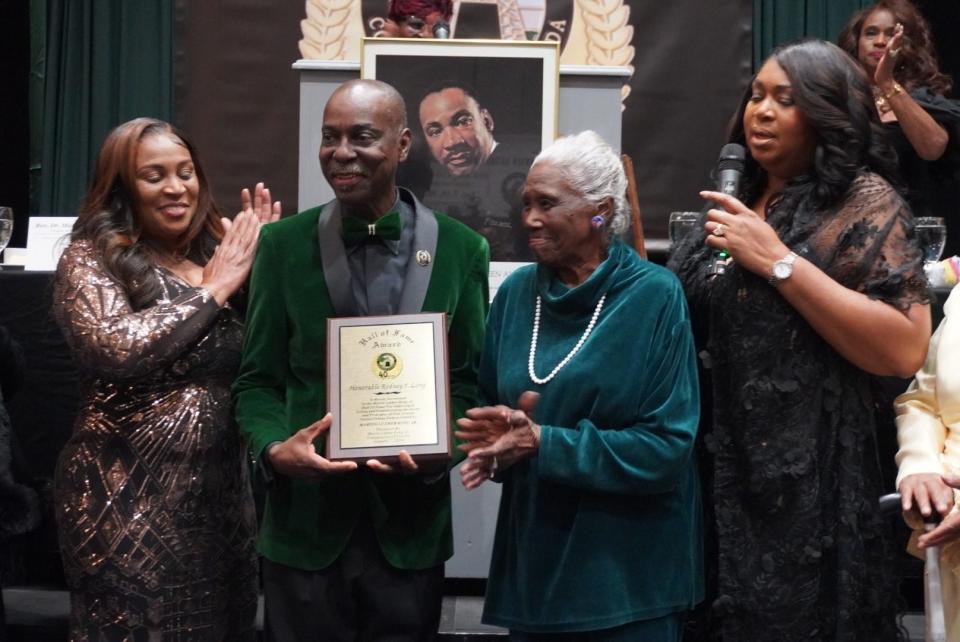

{"left": 528, "top": 294, "right": 606, "bottom": 385}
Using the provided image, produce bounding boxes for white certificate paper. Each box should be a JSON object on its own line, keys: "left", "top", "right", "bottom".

{"left": 25, "top": 217, "right": 75, "bottom": 271}
{"left": 326, "top": 313, "right": 451, "bottom": 462}
{"left": 339, "top": 321, "right": 439, "bottom": 449}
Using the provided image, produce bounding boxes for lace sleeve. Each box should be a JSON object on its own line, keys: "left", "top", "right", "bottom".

{"left": 52, "top": 240, "right": 222, "bottom": 380}
{"left": 810, "top": 174, "right": 930, "bottom": 311}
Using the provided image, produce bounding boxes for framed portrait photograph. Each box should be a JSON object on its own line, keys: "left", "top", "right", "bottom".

{"left": 361, "top": 39, "right": 559, "bottom": 265}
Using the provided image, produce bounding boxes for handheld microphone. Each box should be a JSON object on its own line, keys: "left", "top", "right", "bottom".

{"left": 716, "top": 143, "right": 746, "bottom": 196}
{"left": 710, "top": 143, "right": 745, "bottom": 276}
{"left": 432, "top": 21, "right": 450, "bottom": 38}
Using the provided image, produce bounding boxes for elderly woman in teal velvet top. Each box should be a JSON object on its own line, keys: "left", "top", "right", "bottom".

{"left": 456, "top": 130, "right": 703, "bottom": 641}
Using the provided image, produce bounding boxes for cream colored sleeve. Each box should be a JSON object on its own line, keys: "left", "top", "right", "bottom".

{"left": 895, "top": 316, "right": 947, "bottom": 487}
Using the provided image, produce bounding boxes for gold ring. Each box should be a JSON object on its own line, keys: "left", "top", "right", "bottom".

{"left": 712, "top": 224, "right": 726, "bottom": 237}
{"left": 889, "top": 47, "right": 901, "bottom": 57}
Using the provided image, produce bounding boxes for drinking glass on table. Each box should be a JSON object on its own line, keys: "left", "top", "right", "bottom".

{"left": 668, "top": 211, "right": 700, "bottom": 255}
{"left": 0, "top": 207, "right": 13, "bottom": 268}
{"left": 915, "top": 217, "right": 947, "bottom": 284}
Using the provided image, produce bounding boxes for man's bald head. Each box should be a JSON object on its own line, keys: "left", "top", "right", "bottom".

{"left": 327, "top": 79, "right": 408, "bottom": 131}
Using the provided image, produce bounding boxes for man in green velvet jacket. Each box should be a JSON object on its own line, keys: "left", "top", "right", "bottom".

{"left": 233, "top": 79, "right": 489, "bottom": 640}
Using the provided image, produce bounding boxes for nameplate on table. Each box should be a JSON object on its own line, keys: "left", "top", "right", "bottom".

{"left": 326, "top": 313, "right": 451, "bottom": 464}
{"left": 25, "top": 217, "right": 75, "bottom": 271}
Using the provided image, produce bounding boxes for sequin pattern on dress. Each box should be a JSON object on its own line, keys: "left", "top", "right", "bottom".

{"left": 52, "top": 240, "right": 258, "bottom": 641}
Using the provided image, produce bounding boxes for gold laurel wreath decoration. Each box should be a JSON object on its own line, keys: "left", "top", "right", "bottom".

{"left": 578, "top": 0, "right": 635, "bottom": 105}
{"left": 299, "top": 0, "right": 355, "bottom": 60}
{"left": 298, "top": 0, "right": 636, "bottom": 103}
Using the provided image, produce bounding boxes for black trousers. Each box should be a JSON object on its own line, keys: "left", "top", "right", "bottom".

{"left": 261, "top": 524, "right": 444, "bottom": 642}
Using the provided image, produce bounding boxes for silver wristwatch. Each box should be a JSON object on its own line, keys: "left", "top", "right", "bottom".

{"left": 769, "top": 251, "right": 798, "bottom": 286}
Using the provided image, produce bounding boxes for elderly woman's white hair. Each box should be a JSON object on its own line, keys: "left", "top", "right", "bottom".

{"left": 530, "top": 130, "right": 630, "bottom": 237}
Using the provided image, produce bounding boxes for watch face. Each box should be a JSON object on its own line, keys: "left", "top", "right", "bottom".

{"left": 773, "top": 262, "right": 792, "bottom": 279}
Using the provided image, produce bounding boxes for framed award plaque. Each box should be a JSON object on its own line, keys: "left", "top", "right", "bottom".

{"left": 326, "top": 312, "right": 451, "bottom": 463}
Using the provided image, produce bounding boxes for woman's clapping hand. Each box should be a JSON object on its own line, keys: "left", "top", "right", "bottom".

{"left": 240, "top": 182, "right": 281, "bottom": 226}
{"left": 201, "top": 183, "right": 280, "bottom": 307}
{"left": 201, "top": 208, "right": 260, "bottom": 306}
{"left": 458, "top": 392, "right": 541, "bottom": 490}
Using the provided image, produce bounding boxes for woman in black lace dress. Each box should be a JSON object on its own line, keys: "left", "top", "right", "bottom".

{"left": 671, "top": 40, "right": 931, "bottom": 641}
{"left": 53, "top": 118, "right": 279, "bottom": 640}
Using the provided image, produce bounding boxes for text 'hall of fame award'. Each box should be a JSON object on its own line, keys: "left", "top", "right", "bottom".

{"left": 326, "top": 313, "right": 452, "bottom": 463}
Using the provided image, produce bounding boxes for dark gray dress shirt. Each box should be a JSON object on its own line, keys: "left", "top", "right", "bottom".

{"left": 343, "top": 192, "right": 415, "bottom": 316}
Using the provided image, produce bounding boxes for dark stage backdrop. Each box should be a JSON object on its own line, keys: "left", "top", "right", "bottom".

{"left": 174, "top": 1, "right": 752, "bottom": 243}
{"left": 173, "top": 0, "right": 306, "bottom": 219}
{"left": 16, "top": 2, "right": 957, "bottom": 248}
{"left": 619, "top": 1, "right": 751, "bottom": 240}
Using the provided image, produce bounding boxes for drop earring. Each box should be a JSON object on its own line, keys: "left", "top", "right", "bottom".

{"left": 591, "top": 215, "right": 605, "bottom": 229}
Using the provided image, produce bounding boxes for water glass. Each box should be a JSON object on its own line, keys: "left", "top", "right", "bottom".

{"left": 914, "top": 216, "right": 947, "bottom": 264}
{"left": 0, "top": 207, "right": 13, "bottom": 263}
{"left": 668, "top": 211, "right": 700, "bottom": 253}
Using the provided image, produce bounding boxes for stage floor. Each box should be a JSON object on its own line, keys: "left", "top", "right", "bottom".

{"left": 2, "top": 587, "right": 508, "bottom": 641}
{"left": 0, "top": 587, "right": 929, "bottom": 641}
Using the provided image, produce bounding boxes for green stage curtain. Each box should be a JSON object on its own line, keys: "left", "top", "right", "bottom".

{"left": 753, "top": 0, "right": 874, "bottom": 69}
{"left": 29, "top": 0, "right": 45, "bottom": 217}
{"left": 36, "top": 0, "right": 173, "bottom": 217}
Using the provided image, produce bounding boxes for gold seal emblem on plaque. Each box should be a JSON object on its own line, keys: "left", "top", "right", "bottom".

{"left": 374, "top": 352, "right": 403, "bottom": 378}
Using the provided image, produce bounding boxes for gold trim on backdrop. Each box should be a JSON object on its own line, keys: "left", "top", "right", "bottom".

{"left": 576, "top": 0, "right": 634, "bottom": 104}
{"left": 300, "top": 0, "right": 359, "bottom": 60}
{"left": 299, "top": 0, "right": 633, "bottom": 107}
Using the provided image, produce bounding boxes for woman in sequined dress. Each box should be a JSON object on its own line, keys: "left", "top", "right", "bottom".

{"left": 52, "top": 117, "right": 279, "bottom": 641}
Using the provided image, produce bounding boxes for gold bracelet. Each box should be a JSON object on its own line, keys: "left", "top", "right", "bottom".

{"left": 882, "top": 81, "right": 904, "bottom": 101}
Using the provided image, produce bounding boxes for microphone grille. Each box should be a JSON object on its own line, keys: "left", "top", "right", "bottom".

{"left": 432, "top": 21, "right": 450, "bottom": 38}
{"left": 717, "top": 143, "right": 746, "bottom": 172}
